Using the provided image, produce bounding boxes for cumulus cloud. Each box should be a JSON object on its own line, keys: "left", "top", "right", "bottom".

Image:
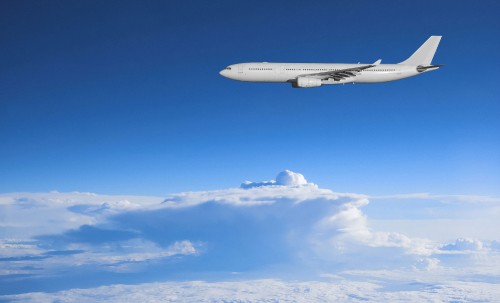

{"left": 1, "top": 171, "right": 499, "bottom": 299}
{"left": 276, "top": 170, "right": 309, "bottom": 186}
{"left": 240, "top": 170, "right": 310, "bottom": 188}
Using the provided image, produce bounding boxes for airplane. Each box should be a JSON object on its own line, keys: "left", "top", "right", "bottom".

{"left": 219, "top": 36, "right": 442, "bottom": 88}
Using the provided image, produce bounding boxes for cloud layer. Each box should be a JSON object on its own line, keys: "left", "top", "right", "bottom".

{"left": 5, "top": 278, "right": 500, "bottom": 303}
{"left": 1, "top": 170, "right": 499, "bottom": 301}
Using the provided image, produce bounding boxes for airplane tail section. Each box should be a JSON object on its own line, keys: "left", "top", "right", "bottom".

{"left": 399, "top": 36, "right": 441, "bottom": 66}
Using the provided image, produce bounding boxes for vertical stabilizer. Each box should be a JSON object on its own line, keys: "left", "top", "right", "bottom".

{"left": 399, "top": 36, "right": 441, "bottom": 66}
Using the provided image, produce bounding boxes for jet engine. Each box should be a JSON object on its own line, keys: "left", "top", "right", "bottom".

{"left": 294, "top": 77, "right": 322, "bottom": 88}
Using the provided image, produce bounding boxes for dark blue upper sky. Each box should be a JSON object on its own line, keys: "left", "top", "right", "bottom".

{"left": 1, "top": 0, "right": 499, "bottom": 195}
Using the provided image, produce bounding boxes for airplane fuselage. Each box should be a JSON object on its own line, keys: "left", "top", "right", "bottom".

{"left": 219, "top": 36, "right": 442, "bottom": 88}
{"left": 220, "top": 62, "right": 420, "bottom": 84}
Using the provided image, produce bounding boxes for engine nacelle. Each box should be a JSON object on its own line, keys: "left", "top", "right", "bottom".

{"left": 294, "top": 77, "right": 322, "bottom": 88}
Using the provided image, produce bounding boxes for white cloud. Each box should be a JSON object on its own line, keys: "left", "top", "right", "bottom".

{"left": 0, "top": 238, "right": 199, "bottom": 277}
{"left": 275, "top": 170, "right": 309, "bottom": 186}
{"left": 3, "top": 277, "right": 500, "bottom": 303}
{"left": 365, "top": 191, "right": 500, "bottom": 243}
{"left": 240, "top": 170, "right": 310, "bottom": 188}
{"left": 0, "top": 192, "right": 164, "bottom": 238}
{"left": 441, "top": 238, "right": 484, "bottom": 251}
{"left": 162, "top": 182, "right": 343, "bottom": 208}
{"left": 1, "top": 171, "right": 499, "bottom": 299}
{"left": 370, "top": 193, "right": 500, "bottom": 204}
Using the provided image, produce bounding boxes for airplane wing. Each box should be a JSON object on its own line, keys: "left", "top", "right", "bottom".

{"left": 299, "top": 59, "right": 381, "bottom": 82}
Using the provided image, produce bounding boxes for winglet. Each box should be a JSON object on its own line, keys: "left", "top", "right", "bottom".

{"left": 373, "top": 59, "right": 382, "bottom": 65}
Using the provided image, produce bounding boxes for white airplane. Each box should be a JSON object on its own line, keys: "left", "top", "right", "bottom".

{"left": 219, "top": 36, "right": 442, "bottom": 88}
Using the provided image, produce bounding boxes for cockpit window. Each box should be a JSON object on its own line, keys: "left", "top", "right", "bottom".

{"left": 226, "top": 67, "right": 231, "bottom": 70}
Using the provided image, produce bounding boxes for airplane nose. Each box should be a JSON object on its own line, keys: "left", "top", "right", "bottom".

{"left": 219, "top": 69, "right": 227, "bottom": 77}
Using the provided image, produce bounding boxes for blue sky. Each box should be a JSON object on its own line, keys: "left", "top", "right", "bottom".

{"left": 1, "top": 0, "right": 500, "bottom": 196}
{"left": 2, "top": 3, "right": 500, "bottom": 300}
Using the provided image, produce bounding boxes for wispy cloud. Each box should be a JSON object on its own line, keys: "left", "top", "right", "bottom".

{"left": 370, "top": 193, "right": 500, "bottom": 204}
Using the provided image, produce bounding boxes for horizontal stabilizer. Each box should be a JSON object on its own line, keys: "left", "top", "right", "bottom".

{"left": 416, "top": 64, "right": 444, "bottom": 72}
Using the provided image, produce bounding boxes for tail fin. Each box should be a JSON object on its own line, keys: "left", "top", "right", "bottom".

{"left": 399, "top": 36, "right": 442, "bottom": 66}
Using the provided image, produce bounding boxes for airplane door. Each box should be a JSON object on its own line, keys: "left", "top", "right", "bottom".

{"left": 238, "top": 64, "right": 244, "bottom": 74}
